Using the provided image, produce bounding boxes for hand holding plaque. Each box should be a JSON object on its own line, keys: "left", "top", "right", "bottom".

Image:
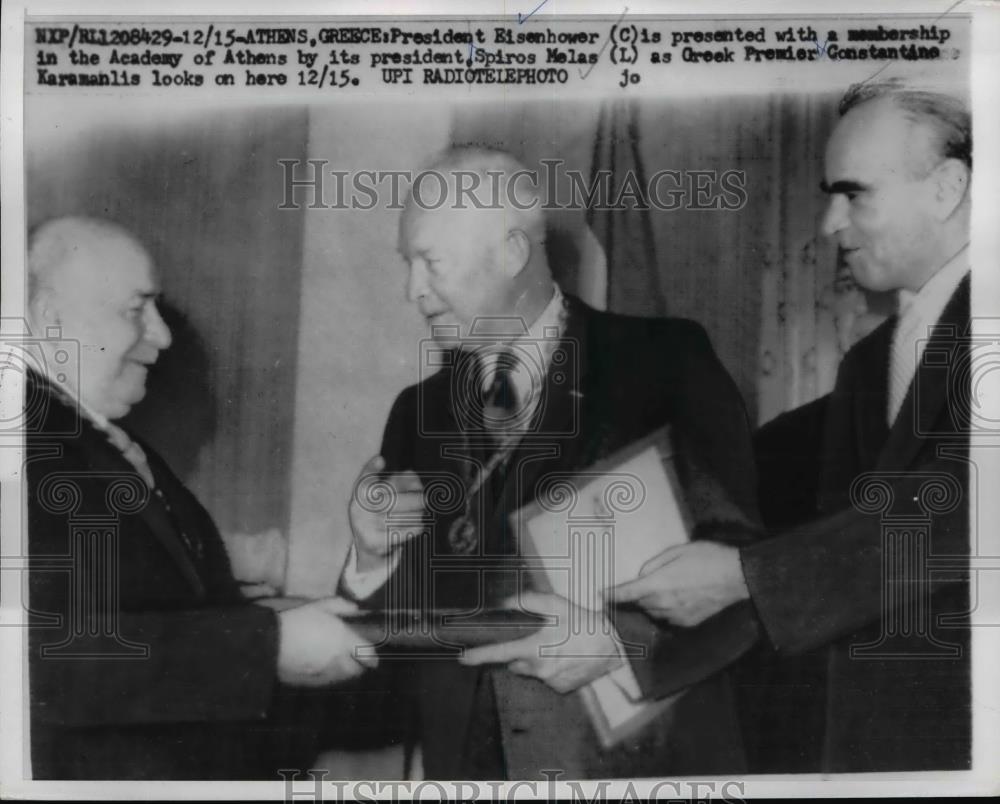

{"left": 458, "top": 591, "right": 625, "bottom": 694}
{"left": 606, "top": 541, "right": 750, "bottom": 627}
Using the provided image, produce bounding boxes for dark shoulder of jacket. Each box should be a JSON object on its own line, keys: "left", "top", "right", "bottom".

{"left": 567, "top": 294, "right": 712, "bottom": 360}
{"left": 25, "top": 375, "right": 87, "bottom": 454}
{"left": 836, "top": 314, "right": 896, "bottom": 383}
{"left": 385, "top": 366, "right": 447, "bottom": 424}
{"left": 379, "top": 367, "right": 451, "bottom": 468}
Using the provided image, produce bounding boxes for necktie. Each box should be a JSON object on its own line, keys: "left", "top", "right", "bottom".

{"left": 888, "top": 301, "right": 920, "bottom": 426}
{"left": 480, "top": 349, "right": 520, "bottom": 452}
{"left": 101, "top": 420, "right": 203, "bottom": 562}
{"left": 102, "top": 420, "right": 156, "bottom": 489}
{"left": 447, "top": 350, "right": 521, "bottom": 555}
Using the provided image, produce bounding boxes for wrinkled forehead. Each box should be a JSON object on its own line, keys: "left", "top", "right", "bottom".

{"left": 825, "top": 99, "right": 930, "bottom": 180}
{"left": 60, "top": 234, "right": 159, "bottom": 303}
{"left": 398, "top": 202, "right": 506, "bottom": 256}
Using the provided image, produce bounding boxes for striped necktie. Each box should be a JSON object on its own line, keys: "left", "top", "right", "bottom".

{"left": 887, "top": 299, "right": 920, "bottom": 427}
{"left": 101, "top": 420, "right": 203, "bottom": 560}
{"left": 480, "top": 349, "right": 520, "bottom": 452}
{"left": 101, "top": 420, "right": 156, "bottom": 489}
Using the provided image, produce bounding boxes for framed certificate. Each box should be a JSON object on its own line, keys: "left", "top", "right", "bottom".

{"left": 512, "top": 425, "right": 692, "bottom": 748}
{"left": 513, "top": 425, "right": 693, "bottom": 611}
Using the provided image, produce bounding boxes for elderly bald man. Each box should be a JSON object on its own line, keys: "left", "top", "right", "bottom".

{"left": 24, "top": 217, "right": 373, "bottom": 779}
{"left": 341, "top": 146, "right": 763, "bottom": 780}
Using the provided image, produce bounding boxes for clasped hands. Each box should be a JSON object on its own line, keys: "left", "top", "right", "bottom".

{"left": 270, "top": 456, "right": 427, "bottom": 690}
{"left": 274, "top": 596, "right": 378, "bottom": 687}
{"left": 221, "top": 526, "right": 378, "bottom": 688}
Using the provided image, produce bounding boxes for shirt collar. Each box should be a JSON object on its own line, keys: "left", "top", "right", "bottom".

{"left": 476, "top": 284, "right": 565, "bottom": 401}
{"left": 525, "top": 283, "right": 564, "bottom": 342}
{"left": 897, "top": 244, "right": 970, "bottom": 322}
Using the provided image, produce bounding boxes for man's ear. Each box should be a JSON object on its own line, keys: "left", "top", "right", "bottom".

{"left": 27, "top": 288, "right": 61, "bottom": 332}
{"left": 504, "top": 228, "right": 532, "bottom": 278}
{"left": 930, "top": 158, "right": 970, "bottom": 221}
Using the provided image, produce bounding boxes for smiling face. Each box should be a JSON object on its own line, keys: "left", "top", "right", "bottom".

{"left": 47, "top": 234, "right": 172, "bottom": 420}
{"left": 397, "top": 203, "right": 516, "bottom": 346}
{"left": 820, "top": 98, "right": 942, "bottom": 293}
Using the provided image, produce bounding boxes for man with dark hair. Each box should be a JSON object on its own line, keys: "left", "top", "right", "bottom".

{"left": 838, "top": 79, "right": 972, "bottom": 170}
{"left": 611, "top": 82, "right": 973, "bottom": 772}
{"left": 25, "top": 216, "right": 375, "bottom": 779}
{"left": 342, "top": 146, "right": 763, "bottom": 779}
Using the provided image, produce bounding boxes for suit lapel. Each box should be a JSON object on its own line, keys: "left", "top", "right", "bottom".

{"left": 125, "top": 443, "right": 208, "bottom": 598}
{"left": 31, "top": 372, "right": 206, "bottom": 597}
{"left": 83, "top": 426, "right": 207, "bottom": 598}
{"left": 876, "top": 275, "right": 970, "bottom": 472}
{"left": 849, "top": 321, "right": 893, "bottom": 474}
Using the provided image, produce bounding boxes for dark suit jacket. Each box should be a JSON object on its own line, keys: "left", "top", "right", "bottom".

{"left": 25, "top": 370, "right": 320, "bottom": 779}
{"left": 354, "top": 295, "right": 762, "bottom": 779}
{"left": 742, "top": 275, "right": 971, "bottom": 772}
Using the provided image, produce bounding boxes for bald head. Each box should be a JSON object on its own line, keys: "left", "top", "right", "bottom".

{"left": 27, "top": 216, "right": 172, "bottom": 419}
{"left": 398, "top": 146, "right": 555, "bottom": 346}
{"left": 838, "top": 80, "right": 971, "bottom": 175}
{"left": 29, "top": 217, "right": 143, "bottom": 305}
{"left": 409, "top": 145, "right": 548, "bottom": 243}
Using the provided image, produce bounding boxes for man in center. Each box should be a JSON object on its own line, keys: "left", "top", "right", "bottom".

{"left": 342, "top": 146, "right": 761, "bottom": 779}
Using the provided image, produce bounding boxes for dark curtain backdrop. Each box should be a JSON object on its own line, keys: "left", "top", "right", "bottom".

{"left": 587, "top": 99, "right": 665, "bottom": 317}
{"left": 452, "top": 93, "right": 885, "bottom": 426}
{"left": 26, "top": 107, "right": 309, "bottom": 535}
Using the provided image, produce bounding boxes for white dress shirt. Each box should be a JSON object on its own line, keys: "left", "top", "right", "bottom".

{"left": 888, "top": 246, "right": 970, "bottom": 426}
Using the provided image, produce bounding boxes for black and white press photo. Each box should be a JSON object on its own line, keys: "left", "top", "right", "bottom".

{"left": 1, "top": 0, "right": 998, "bottom": 799}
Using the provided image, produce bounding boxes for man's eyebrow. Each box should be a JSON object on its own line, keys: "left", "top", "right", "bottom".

{"left": 820, "top": 179, "right": 868, "bottom": 195}
{"left": 130, "top": 291, "right": 161, "bottom": 303}
{"left": 404, "top": 247, "right": 436, "bottom": 259}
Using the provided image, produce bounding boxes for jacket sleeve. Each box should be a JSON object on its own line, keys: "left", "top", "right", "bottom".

{"left": 754, "top": 395, "right": 831, "bottom": 530}
{"left": 740, "top": 450, "right": 968, "bottom": 655}
{"left": 741, "top": 328, "right": 969, "bottom": 656}
{"left": 614, "top": 603, "right": 760, "bottom": 700}
{"left": 27, "top": 441, "right": 282, "bottom": 729}
{"left": 615, "top": 319, "right": 764, "bottom": 699}
{"left": 29, "top": 605, "right": 280, "bottom": 728}
{"left": 667, "top": 320, "right": 762, "bottom": 530}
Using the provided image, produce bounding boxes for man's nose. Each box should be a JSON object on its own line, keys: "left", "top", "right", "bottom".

{"left": 820, "top": 195, "right": 849, "bottom": 239}
{"left": 406, "top": 261, "right": 428, "bottom": 304}
{"left": 144, "top": 303, "right": 172, "bottom": 350}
